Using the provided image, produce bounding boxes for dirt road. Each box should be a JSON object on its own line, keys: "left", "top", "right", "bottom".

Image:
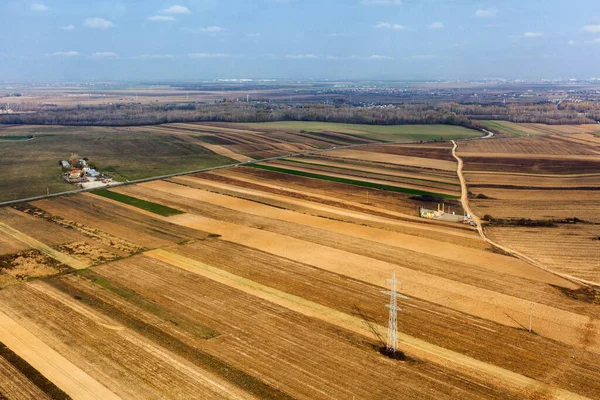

{"left": 451, "top": 140, "right": 600, "bottom": 288}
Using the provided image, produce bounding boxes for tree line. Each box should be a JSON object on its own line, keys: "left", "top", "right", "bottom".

{"left": 1, "top": 101, "right": 597, "bottom": 127}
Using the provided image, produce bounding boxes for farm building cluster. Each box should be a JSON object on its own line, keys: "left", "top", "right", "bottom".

{"left": 420, "top": 203, "right": 473, "bottom": 224}
{"left": 59, "top": 157, "right": 115, "bottom": 189}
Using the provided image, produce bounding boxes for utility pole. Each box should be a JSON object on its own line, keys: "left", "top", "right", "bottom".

{"left": 46, "top": 187, "right": 49, "bottom": 196}
{"left": 381, "top": 272, "right": 408, "bottom": 354}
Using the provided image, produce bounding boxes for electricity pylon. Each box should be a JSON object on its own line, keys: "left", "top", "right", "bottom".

{"left": 382, "top": 272, "right": 408, "bottom": 354}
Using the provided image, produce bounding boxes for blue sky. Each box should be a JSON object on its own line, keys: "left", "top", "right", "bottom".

{"left": 1, "top": 0, "right": 599, "bottom": 81}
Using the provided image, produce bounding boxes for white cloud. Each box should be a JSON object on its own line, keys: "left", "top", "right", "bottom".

{"left": 411, "top": 55, "right": 438, "bottom": 59}
{"left": 374, "top": 22, "right": 405, "bottom": 30}
{"left": 133, "top": 54, "right": 174, "bottom": 59}
{"left": 285, "top": 54, "right": 318, "bottom": 59}
{"left": 325, "top": 55, "right": 359, "bottom": 60}
{"left": 183, "top": 26, "right": 225, "bottom": 35}
{"left": 474, "top": 9, "right": 497, "bottom": 18}
{"left": 148, "top": 15, "right": 176, "bottom": 21}
{"left": 582, "top": 24, "right": 600, "bottom": 33}
{"left": 51, "top": 51, "right": 79, "bottom": 57}
{"left": 568, "top": 40, "right": 576, "bottom": 46}
{"left": 523, "top": 32, "right": 543, "bottom": 38}
{"left": 188, "top": 53, "right": 229, "bottom": 59}
{"left": 369, "top": 55, "right": 393, "bottom": 60}
{"left": 60, "top": 24, "right": 75, "bottom": 31}
{"left": 163, "top": 5, "right": 191, "bottom": 14}
{"left": 428, "top": 22, "right": 444, "bottom": 30}
{"left": 90, "top": 52, "right": 118, "bottom": 58}
{"left": 31, "top": 3, "right": 48, "bottom": 12}
{"left": 587, "top": 37, "right": 600, "bottom": 44}
{"left": 328, "top": 33, "right": 347, "bottom": 37}
{"left": 246, "top": 33, "right": 260, "bottom": 37}
{"left": 83, "top": 17, "right": 114, "bottom": 29}
{"left": 361, "top": 0, "right": 403, "bottom": 5}
{"left": 201, "top": 26, "right": 224, "bottom": 33}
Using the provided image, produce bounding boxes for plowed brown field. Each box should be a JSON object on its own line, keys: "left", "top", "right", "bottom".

{"left": 0, "top": 135, "right": 598, "bottom": 399}
{"left": 325, "top": 149, "right": 458, "bottom": 170}
{"left": 460, "top": 132, "right": 600, "bottom": 283}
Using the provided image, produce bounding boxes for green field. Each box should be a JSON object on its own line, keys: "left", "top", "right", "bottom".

{"left": 0, "top": 125, "right": 236, "bottom": 202}
{"left": 233, "top": 122, "right": 483, "bottom": 142}
{"left": 0, "top": 135, "right": 34, "bottom": 141}
{"left": 92, "top": 189, "right": 184, "bottom": 216}
{"left": 480, "top": 121, "right": 533, "bottom": 137}
{"left": 250, "top": 164, "right": 458, "bottom": 198}
{"left": 0, "top": 122, "right": 478, "bottom": 202}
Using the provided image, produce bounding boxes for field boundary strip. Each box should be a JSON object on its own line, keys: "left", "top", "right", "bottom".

{"left": 0, "top": 341, "right": 71, "bottom": 400}
{"left": 0, "top": 222, "right": 88, "bottom": 270}
{"left": 92, "top": 189, "right": 185, "bottom": 217}
{"left": 280, "top": 158, "right": 461, "bottom": 186}
{"left": 248, "top": 164, "right": 459, "bottom": 198}
{"left": 170, "top": 175, "right": 476, "bottom": 238}
{"left": 451, "top": 140, "right": 600, "bottom": 289}
{"left": 0, "top": 310, "right": 120, "bottom": 399}
{"left": 146, "top": 249, "right": 591, "bottom": 400}
{"left": 0, "top": 129, "right": 490, "bottom": 207}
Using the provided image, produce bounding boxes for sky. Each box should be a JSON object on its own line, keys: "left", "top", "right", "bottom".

{"left": 1, "top": 0, "right": 600, "bottom": 82}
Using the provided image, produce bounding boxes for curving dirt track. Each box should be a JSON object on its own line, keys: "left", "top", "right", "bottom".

{"left": 451, "top": 140, "right": 600, "bottom": 288}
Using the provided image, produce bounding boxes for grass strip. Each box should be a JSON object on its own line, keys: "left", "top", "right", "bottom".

{"left": 92, "top": 189, "right": 184, "bottom": 216}
{"left": 249, "top": 164, "right": 459, "bottom": 199}
{"left": 280, "top": 159, "right": 460, "bottom": 186}
{"left": 480, "top": 121, "right": 528, "bottom": 137}
{"left": 77, "top": 270, "right": 219, "bottom": 339}
{"left": 0, "top": 341, "right": 71, "bottom": 400}
{"left": 0, "top": 135, "right": 33, "bottom": 141}
{"left": 48, "top": 277, "right": 294, "bottom": 400}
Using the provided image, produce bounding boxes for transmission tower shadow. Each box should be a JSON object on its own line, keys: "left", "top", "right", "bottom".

{"left": 351, "top": 305, "right": 385, "bottom": 348}
{"left": 351, "top": 305, "right": 408, "bottom": 361}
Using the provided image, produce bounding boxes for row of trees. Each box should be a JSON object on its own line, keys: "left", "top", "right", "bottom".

{"left": 0, "top": 102, "right": 480, "bottom": 128}
{"left": 447, "top": 102, "right": 596, "bottom": 124}
{"left": 1, "top": 101, "right": 597, "bottom": 127}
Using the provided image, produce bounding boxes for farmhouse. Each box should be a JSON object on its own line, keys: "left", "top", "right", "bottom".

{"left": 59, "top": 160, "right": 70, "bottom": 169}
{"left": 69, "top": 169, "right": 83, "bottom": 179}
